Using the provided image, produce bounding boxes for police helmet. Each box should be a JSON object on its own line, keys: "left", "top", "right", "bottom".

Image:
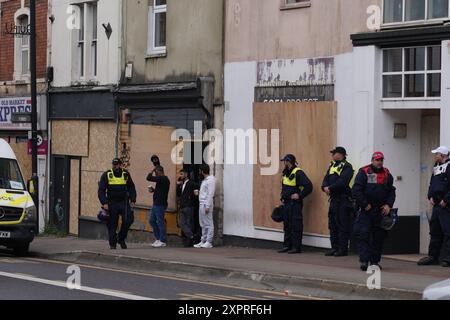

{"left": 97, "top": 208, "right": 110, "bottom": 223}
{"left": 271, "top": 205, "right": 284, "bottom": 223}
{"left": 380, "top": 209, "right": 398, "bottom": 231}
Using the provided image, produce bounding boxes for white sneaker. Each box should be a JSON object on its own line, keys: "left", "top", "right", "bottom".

{"left": 201, "top": 242, "right": 213, "bottom": 249}
{"left": 194, "top": 242, "right": 205, "bottom": 248}
{"left": 153, "top": 241, "right": 167, "bottom": 248}
{"left": 151, "top": 240, "right": 161, "bottom": 247}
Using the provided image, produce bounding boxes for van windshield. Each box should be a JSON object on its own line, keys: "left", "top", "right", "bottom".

{"left": 0, "top": 158, "right": 25, "bottom": 190}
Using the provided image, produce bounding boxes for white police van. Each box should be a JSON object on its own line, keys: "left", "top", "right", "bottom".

{"left": 0, "top": 139, "right": 36, "bottom": 256}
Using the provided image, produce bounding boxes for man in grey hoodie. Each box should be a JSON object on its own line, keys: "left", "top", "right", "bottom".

{"left": 194, "top": 164, "right": 216, "bottom": 249}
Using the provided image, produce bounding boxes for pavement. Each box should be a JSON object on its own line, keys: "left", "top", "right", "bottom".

{"left": 19, "top": 236, "right": 450, "bottom": 300}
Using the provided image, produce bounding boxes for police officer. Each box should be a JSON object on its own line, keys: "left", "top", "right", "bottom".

{"left": 98, "top": 158, "right": 137, "bottom": 250}
{"left": 352, "top": 152, "right": 396, "bottom": 271}
{"left": 418, "top": 146, "right": 450, "bottom": 268}
{"left": 278, "top": 154, "right": 313, "bottom": 254}
{"left": 322, "top": 147, "right": 354, "bottom": 257}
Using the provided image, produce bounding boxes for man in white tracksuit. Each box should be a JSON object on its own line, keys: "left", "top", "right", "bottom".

{"left": 194, "top": 164, "right": 216, "bottom": 249}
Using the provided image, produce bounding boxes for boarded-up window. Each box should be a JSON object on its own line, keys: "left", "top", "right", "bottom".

{"left": 128, "top": 125, "right": 177, "bottom": 210}
{"left": 253, "top": 102, "right": 337, "bottom": 236}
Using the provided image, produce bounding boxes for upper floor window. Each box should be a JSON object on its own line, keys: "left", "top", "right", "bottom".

{"left": 281, "top": 0, "right": 311, "bottom": 9}
{"left": 13, "top": 8, "right": 30, "bottom": 81}
{"left": 73, "top": 2, "right": 97, "bottom": 81}
{"left": 382, "top": 45, "right": 441, "bottom": 99}
{"left": 383, "top": 0, "right": 449, "bottom": 24}
{"left": 148, "top": 0, "right": 167, "bottom": 56}
{"left": 18, "top": 15, "right": 29, "bottom": 76}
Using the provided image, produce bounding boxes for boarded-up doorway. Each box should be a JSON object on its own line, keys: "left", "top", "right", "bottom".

{"left": 253, "top": 102, "right": 337, "bottom": 236}
{"left": 128, "top": 125, "right": 177, "bottom": 210}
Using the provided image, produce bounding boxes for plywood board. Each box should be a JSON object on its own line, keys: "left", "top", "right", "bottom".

{"left": 81, "top": 121, "right": 117, "bottom": 172}
{"left": 253, "top": 102, "right": 337, "bottom": 236}
{"left": 69, "top": 159, "right": 80, "bottom": 235}
{"left": 128, "top": 125, "right": 177, "bottom": 210}
{"left": 52, "top": 120, "right": 89, "bottom": 156}
{"left": 80, "top": 171, "right": 102, "bottom": 218}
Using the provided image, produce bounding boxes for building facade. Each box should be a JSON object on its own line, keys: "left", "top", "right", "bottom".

{"left": 48, "top": 0, "right": 224, "bottom": 242}
{"left": 117, "top": 0, "right": 224, "bottom": 243}
{"left": 223, "top": 0, "right": 450, "bottom": 254}
{"left": 48, "top": 0, "right": 121, "bottom": 236}
{"left": 0, "top": 0, "right": 49, "bottom": 231}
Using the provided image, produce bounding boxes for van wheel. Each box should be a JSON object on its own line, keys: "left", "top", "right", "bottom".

{"left": 12, "top": 243, "right": 30, "bottom": 257}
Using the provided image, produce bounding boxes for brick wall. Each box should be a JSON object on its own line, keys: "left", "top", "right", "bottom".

{"left": 0, "top": 0, "right": 48, "bottom": 81}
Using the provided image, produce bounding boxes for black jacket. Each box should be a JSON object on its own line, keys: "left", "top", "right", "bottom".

{"left": 147, "top": 174, "right": 170, "bottom": 207}
{"left": 98, "top": 169, "right": 137, "bottom": 205}
{"left": 281, "top": 167, "right": 313, "bottom": 201}
{"left": 352, "top": 165, "right": 396, "bottom": 210}
{"left": 428, "top": 159, "right": 450, "bottom": 204}
{"left": 321, "top": 160, "right": 354, "bottom": 198}
{"left": 177, "top": 179, "right": 199, "bottom": 208}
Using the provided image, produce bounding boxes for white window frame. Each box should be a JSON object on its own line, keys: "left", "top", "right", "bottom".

{"left": 90, "top": 2, "right": 98, "bottom": 79}
{"left": 13, "top": 8, "right": 31, "bottom": 82}
{"left": 382, "top": 45, "right": 442, "bottom": 101}
{"left": 147, "top": 0, "right": 167, "bottom": 56}
{"left": 77, "top": 3, "right": 86, "bottom": 79}
{"left": 382, "top": 0, "right": 450, "bottom": 26}
{"left": 72, "top": 1, "right": 98, "bottom": 82}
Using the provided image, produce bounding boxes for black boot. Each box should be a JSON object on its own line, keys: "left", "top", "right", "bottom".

{"left": 442, "top": 260, "right": 450, "bottom": 267}
{"left": 360, "top": 262, "right": 369, "bottom": 271}
{"left": 325, "top": 249, "right": 337, "bottom": 256}
{"left": 118, "top": 240, "right": 127, "bottom": 249}
{"left": 278, "top": 247, "right": 291, "bottom": 253}
{"left": 417, "top": 256, "right": 439, "bottom": 266}
{"left": 334, "top": 250, "right": 348, "bottom": 257}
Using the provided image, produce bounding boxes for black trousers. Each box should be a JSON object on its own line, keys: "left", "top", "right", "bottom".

{"left": 428, "top": 206, "right": 450, "bottom": 262}
{"left": 180, "top": 207, "right": 194, "bottom": 239}
{"left": 328, "top": 197, "right": 352, "bottom": 253}
{"left": 107, "top": 201, "right": 134, "bottom": 246}
{"left": 283, "top": 201, "right": 303, "bottom": 250}
{"left": 353, "top": 209, "right": 387, "bottom": 264}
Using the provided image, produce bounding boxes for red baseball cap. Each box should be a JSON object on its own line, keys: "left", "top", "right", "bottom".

{"left": 372, "top": 151, "right": 385, "bottom": 160}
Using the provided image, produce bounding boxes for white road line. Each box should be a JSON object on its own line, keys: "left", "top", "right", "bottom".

{"left": 0, "top": 271, "right": 155, "bottom": 300}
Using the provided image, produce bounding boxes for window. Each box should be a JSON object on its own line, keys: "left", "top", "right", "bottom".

{"left": 77, "top": 4, "right": 85, "bottom": 78}
{"left": 383, "top": 0, "right": 448, "bottom": 23}
{"left": 73, "top": 2, "right": 97, "bottom": 81}
{"left": 382, "top": 46, "right": 441, "bottom": 99}
{"left": 18, "top": 15, "right": 29, "bottom": 75}
{"left": 148, "top": 0, "right": 167, "bottom": 55}
{"left": 13, "top": 12, "right": 30, "bottom": 80}
{"left": 281, "top": 0, "right": 311, "bottom": 9}
{"left": 91, "top": 2, "right": 97, "bottom": 78}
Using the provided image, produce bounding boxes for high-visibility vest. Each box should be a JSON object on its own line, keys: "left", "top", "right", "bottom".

{"left": 107, "top": 170, "right": 128, "bottom": 185}
{"left": 282, "top": 167, "right": 305, "bottom": 192}
{"left": 328, "top": 161, "right": 354, "bottom": 187}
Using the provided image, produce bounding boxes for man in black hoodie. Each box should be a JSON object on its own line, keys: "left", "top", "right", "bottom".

{"left": 418, "top": 146, "right": 450, "bottom": 267}
{"left": 322, "top": 147, "right": 354, "bottom": 257}
{"left": 278, "top": 154, "right": 313, "bottom": 254}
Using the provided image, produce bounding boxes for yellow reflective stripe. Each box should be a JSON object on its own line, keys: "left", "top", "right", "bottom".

{"left": 328, "top": 161, "right": 354, "bottom": 188}
{"left": 0, "top": 209, "right": 25, "bottom": 225}
{"left": 108, "top": 170, "right": 127, "bottom": 185}
{"left": 282, "top": 167, "right": 304, "bottom": 191}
